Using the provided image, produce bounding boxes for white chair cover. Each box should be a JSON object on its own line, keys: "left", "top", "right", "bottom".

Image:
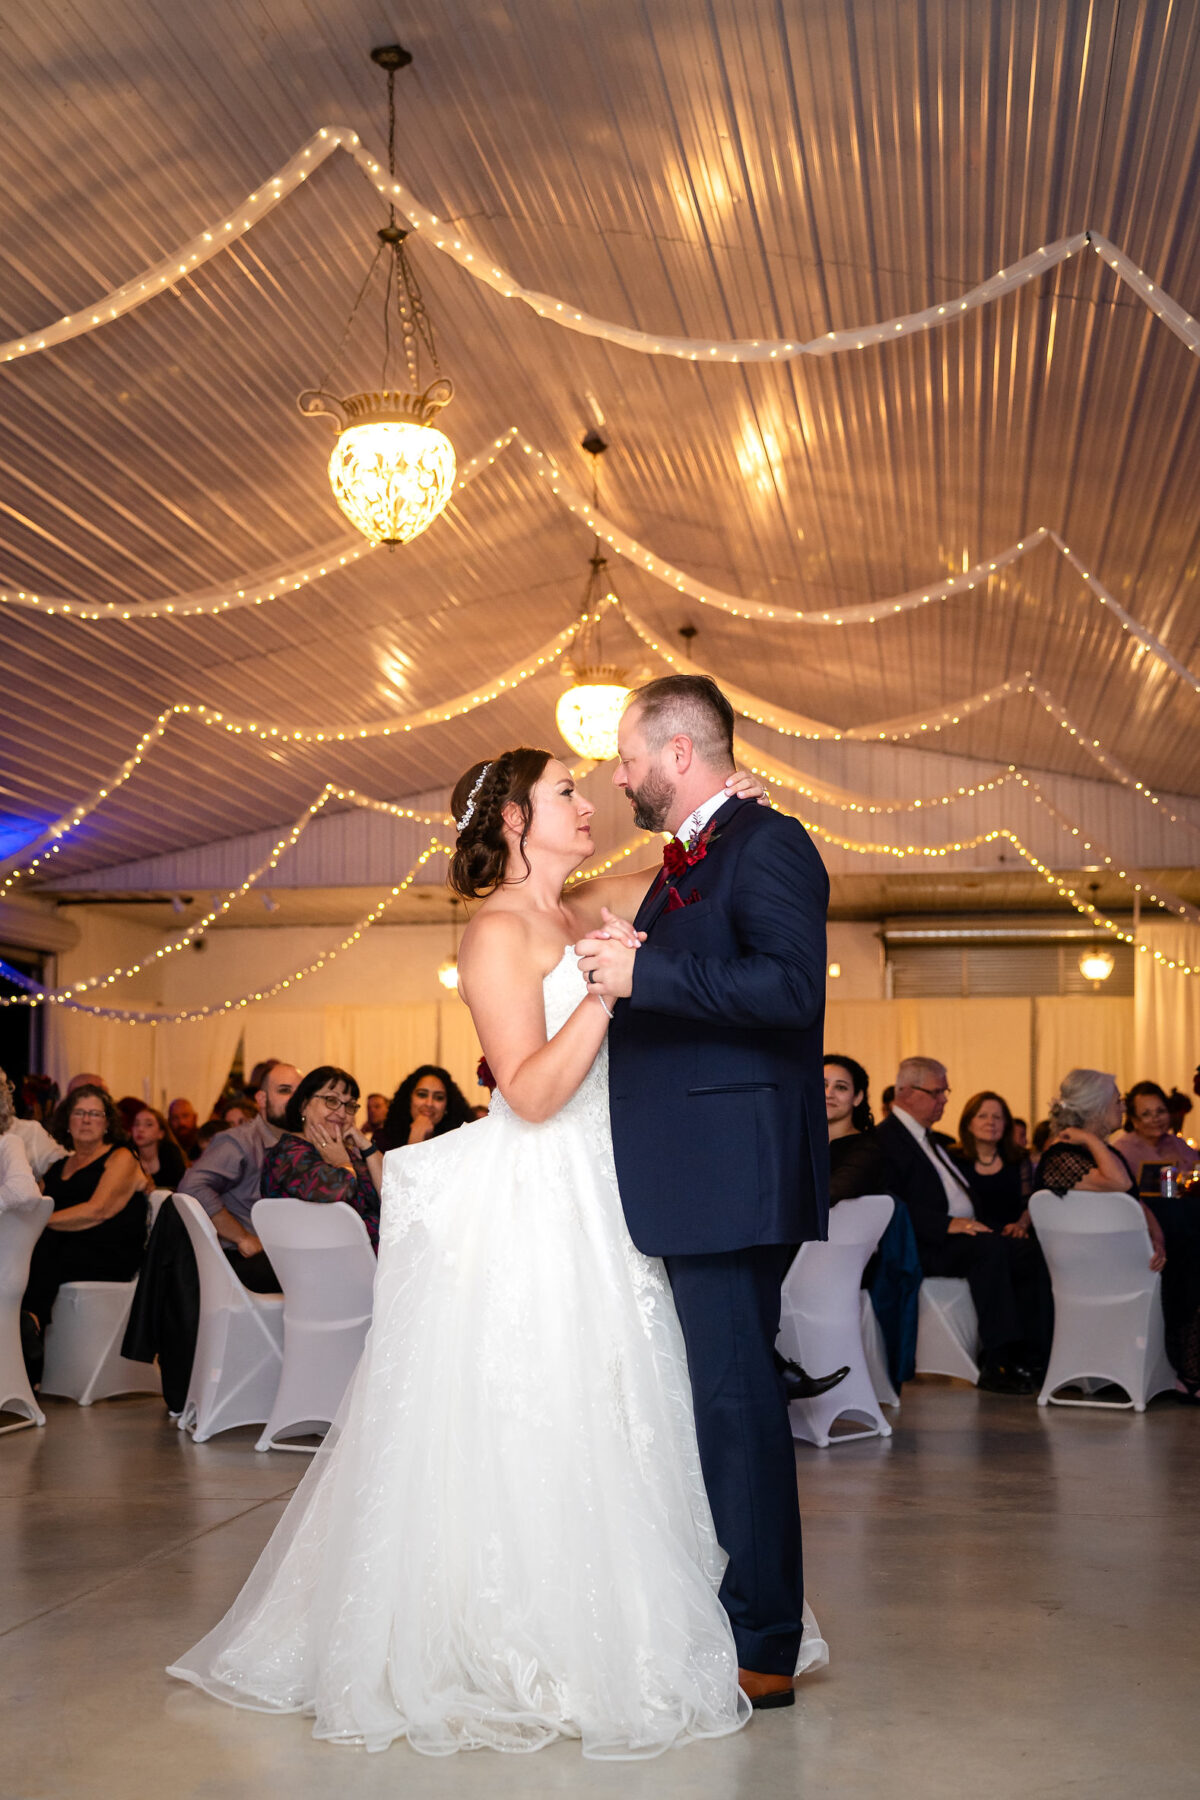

{"left": 915, "top": 1277, "right": 981, "bottom": 1383}
{"left": 1030, "top": 1189, "right": 1176, "bottom": 1412}
{"left": 0, "top": 1196, "right": 53, "bottom": 1433}
{"left": 250, "top": 1197, "right": 377, "bottom": 1453}
{"left": 39, "top": 1188, "right": 170, "bottom": 1407}
{"left": 173, "top": 1193, "right": 284, "bottom": 1442}
{"left": 860, "top": 1289, "right": 901, "bottom": 1408}
{"left": 779, "top": 1195, "right": 895, "bottom": 1446}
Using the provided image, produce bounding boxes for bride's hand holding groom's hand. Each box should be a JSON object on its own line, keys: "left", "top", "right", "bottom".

{"left": 575, "top": 907, "right": 644, "bottom": 1005}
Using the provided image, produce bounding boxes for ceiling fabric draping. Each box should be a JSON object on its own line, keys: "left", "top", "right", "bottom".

{"left": 2, "top": 1, "right": 1199, "bottom": 902}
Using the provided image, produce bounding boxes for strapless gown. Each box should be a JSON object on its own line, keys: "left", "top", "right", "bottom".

{"left": 168, "top": 948, "right": 826, "bottom": 1757}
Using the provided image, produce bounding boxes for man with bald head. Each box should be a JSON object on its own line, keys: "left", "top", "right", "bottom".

{"left": 177, "top": 1060, "right": 300, "bottom": 1292}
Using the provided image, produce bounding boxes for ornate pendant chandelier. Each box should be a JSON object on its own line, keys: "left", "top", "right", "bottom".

{"left": 556, "top": 434, "right": 632, "bottom": 761}
{"left": 299, "top": 46, "right": 455, "bottom": 549}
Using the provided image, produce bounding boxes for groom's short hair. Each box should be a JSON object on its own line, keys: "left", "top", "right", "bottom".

{"left": 627, "top": 675, "right": 735, "bottom": 767}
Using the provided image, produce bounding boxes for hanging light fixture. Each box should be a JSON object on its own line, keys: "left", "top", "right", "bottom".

{"left": 555, "top": 433, "right": 632, "bottom": 761}
{"left": 299, "top": 45, "right": 455, "bottom": 549}
{"left": 1078, "top": 946, "right": 1116, "bottom": 984}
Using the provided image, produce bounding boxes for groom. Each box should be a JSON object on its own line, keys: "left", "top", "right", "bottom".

{"left": 576, "top": 674, "right": 830, "bottom": 1709}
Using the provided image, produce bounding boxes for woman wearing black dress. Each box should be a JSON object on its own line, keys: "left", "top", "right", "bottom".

{"left": 130, "top": 1105, "right": 188, "bottom": 1193}
{"left": 22, "top": 1085, "right": 149, "bottom": 1369}
{"left": 824, "top": 1054, "right": 921, "bottom": 1388}
{"left": 949, "top": 1091, "right": 1034, "bottom": 1236}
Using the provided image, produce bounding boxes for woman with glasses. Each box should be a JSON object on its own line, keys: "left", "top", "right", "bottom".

{"left": 21, "top": 1084, "right": 149, "bottom": 1374}
{"left": 260, "top": 1066, "right": 382, "bottom": 1250}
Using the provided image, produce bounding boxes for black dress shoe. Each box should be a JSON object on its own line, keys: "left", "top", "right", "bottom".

{"left": 775, "top": 1353, "right": 851, "bottom": 1401}
{"left": 978, "top": 1359, "right": 1037, "bottom": 1396}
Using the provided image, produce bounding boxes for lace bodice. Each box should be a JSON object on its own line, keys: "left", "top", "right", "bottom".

{"left": 490, "top": 946, "right": 609, "bottom": 1128}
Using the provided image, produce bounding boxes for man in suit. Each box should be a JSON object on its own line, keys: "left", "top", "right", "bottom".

{"left": 576, "top": 674, "right": 829, "bottom": 1709}
{"left": 873, "top": 1056, "right": 1052, "bottom": 1393}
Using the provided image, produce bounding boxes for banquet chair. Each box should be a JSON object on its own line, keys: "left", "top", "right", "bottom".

{"left": 860, "top": 1289, "right": 901, "bottom": 1409}
{"left": 0, "top": 1196, "right": 53, "bottom": 1434}
{"left": 779, "top": 1195, "right": 895, "bottom": 1447}
{"left": 40, "top": 1189, "right": 170, "bottom": 1407}
{"left": 173, "top": 1193, "right": 284, "bottom": 1443}
{"left": 1030, "top": 1190, "right": 1176, "bottom": 1412}
{"left": 251, "top": 1198, "right": 377, "bottom": 1453}
{"left": 914, "top": 1278, "right": 981, "bottom": 1384}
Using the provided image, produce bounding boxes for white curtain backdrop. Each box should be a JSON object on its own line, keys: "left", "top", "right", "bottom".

{"left": 826, "top": 997, "right": 1034, "bottom": 1124}
{"left": 1031, "top": 997, "right": 1136, "bottom": 1121}
{"left": 244, "top": 1002, "right": 483, "bottom": 1111}
{"left": 1134, "top": 924, "right": 1200, "bottom": 1095}
{"left": 153, "top": 1016, "right": 245, "bottom": 1117}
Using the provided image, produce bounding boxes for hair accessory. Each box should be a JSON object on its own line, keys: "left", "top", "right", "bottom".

{"left": 456, "top": 763, "right": 492, "bottom": 834}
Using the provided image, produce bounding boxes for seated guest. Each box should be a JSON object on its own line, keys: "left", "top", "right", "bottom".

{"left": 377, "top": 1064, "right": 474, "bottom": 1152}
{"left": 1, "top": 1070, "right": 42, "bottom": 1214}
{"left": 4, "top": 1070, "right": 66, "bottom": 1182}
{"left": 1111, "top": 1081, "right": 1200, "bottom": 1194}
{"left": 176, "top": 1062, "right": 300, "bottom": 1291}
{"left": 873, "top": 1057, "right": 1052, "bottom": 1393}
{"left": 949, "top": 1092, "right": 1034, "bottom": 1237}
{"left": 1011, "top": 1117, "right": 1029, "bottom": 1153}
{"left": 195, "top": 1119, "right": 228, "bottom": 1150}
{"left": 365, "top": 1092, "right": 389, "bottom": 1136}
{"left": 130, "top": 1106, "right": 188, "bottom": 1193}
{"left": 261, "top": 1066, "right": 382, "bottom": 1251}
{"left": 825, "top": 1054, "right": 893, "bottom": 1199}
{"left": 167, "top": 1097, "right": 201, "bottom": 1162}
{"left": 221, "top": 1095, "right": 259, "bottom": 1127}
{"left": 1038, "top": 1068, "right": 1200, "bottom": 1398}
{"left": 21, "top": 1086, "right": 149, "bottom": 1373}
{"left": 1165, "top": 1088, "right": 1194, "bottom": 1139}
{"left": 824, "top": 1053, "right": 921, "bottom": 1391}
{"left": 65, "top": 1071, "right": 108, "bottom": 1095}
{"left": 1031, "top": 1118, "right": 1053, "bottom": 1160}
{"left": 879, "top": 1084, "right": 895, "bottom": 1119}
{"left": 1036, "top": 1070, "right": 1165, "bottom": 1266}
{"left": 115, "top": 1095, "right": 145, "bottom": 1135}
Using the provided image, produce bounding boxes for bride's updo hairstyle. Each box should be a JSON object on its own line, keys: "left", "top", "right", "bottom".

{"left": 449, "top": 747, "right": 553, "bottom": 900}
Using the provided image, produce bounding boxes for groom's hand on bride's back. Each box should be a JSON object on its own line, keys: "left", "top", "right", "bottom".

{"left": 574, "top": 908, "right": 645, "bottom": 1002}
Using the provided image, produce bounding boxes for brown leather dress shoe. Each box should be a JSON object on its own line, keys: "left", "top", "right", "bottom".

{"left": 738, "top": 1668, "right": 795, "bottom": 1709}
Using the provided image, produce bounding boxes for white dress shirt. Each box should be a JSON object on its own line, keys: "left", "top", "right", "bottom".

{"left": 677, "top": 789, "right": 731, "bottom": 849}
{"left": 892, "top": 1102, "right": 975, "bottom": 1219}
{"left": 11, "top": 1116, "right": 67, "bottom": 1181}
{"left": 0, "top": 1130, "right": 42, "bottom": 1214}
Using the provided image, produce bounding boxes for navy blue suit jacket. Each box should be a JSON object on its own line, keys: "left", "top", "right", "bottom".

{"left": 607, "top": 796, "right": 830, "bottom": 1257}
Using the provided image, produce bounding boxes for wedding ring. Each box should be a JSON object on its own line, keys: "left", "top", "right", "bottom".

{"left": 587, "top": 969, "right": 597, "bottom": 984}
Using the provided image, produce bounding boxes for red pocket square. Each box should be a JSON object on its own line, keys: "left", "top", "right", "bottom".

{"left": 665, "top": 887, "right": 702, "bottom": 911}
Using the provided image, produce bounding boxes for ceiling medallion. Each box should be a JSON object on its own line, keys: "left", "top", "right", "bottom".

{"left": 556, "top": 434, "right": 632, "bottom": 761}
{"left": 298, "top": 46, "right": 455, "bottom": 549}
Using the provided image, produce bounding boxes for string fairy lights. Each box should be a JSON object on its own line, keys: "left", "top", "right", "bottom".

{"left": 3, "top": 423, "right": 1195, "bottom": 725}
{"left": 1, "top": 122, "right": 1196, "bottom": 364}
{"left": 3, "top": 841, "right": 453, "bottom": 1024}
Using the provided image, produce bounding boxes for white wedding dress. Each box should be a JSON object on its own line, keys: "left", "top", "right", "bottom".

{"left": 168, "top": 948, "right": 826, "bottom": 1757}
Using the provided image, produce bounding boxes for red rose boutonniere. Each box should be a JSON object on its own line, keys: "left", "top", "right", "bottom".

{"left": 661, "top": 822, "right": 716, "bottom": 879}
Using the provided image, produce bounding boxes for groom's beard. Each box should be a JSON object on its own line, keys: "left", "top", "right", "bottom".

{"left": 627, "top": 769, "right": 675, "bottom": 833}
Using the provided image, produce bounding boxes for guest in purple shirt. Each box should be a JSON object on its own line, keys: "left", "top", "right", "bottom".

{"left": 1112, "top": 1081, "right": 1200, "bottom": 1193}
{"left": 261, "top": 1065, "right": 382, "bottom": 1251}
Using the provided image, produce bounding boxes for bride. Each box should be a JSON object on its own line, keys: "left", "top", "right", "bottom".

{"left": 168, "top": 747, "right": 823, "bottom": 1758}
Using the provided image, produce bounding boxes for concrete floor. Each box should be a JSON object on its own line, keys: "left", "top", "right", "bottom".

{"left": 1, "top": 1383, "right": 1196, "bottom": 1800}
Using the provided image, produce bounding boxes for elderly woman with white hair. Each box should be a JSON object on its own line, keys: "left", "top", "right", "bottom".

{"left": 1037, "top": 1068, "right": 1200, "bottom": 1400}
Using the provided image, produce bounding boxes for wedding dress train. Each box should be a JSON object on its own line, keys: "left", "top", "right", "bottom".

{"left": 169, "top": 948, "right": 826, "bottom": 1757}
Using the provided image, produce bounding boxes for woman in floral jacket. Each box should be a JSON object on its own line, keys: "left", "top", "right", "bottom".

{"left": 261, "top": 1065, "right": 382, "bottom": 1250}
